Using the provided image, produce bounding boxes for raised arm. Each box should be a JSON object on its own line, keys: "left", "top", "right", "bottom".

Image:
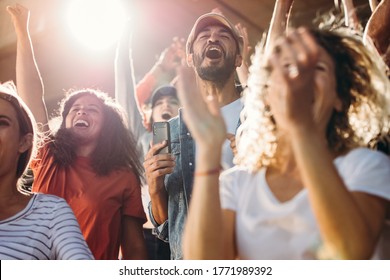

{"left": 265, "top": 0, "right": 294, "bottom": 55}
{"left": 7, "top": 4, "right": 48, "bottom": 130}
{"left": 340, "top": 0, "right": 362, "bottom": 31}
{"left": 363, "top": 0, "right": 390, "bottom": 69}
{"left": 136, "top": 38, "right": 184, "bottom": 130}
{"left": 114, "top": 21, "right": 146, "bottom": 141}
{"left": 177, "top": 65, "right": 235, "bottom": 259}
{"left": 369, "top": 0, "right": 379, "bottom": 11}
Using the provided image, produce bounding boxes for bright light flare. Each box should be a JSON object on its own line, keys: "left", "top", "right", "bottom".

{"left": 67, "top": 0, "right": 126, "bottom": 51}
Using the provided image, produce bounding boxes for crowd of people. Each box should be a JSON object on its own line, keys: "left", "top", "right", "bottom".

{"left": 0, "top": 0, "right": 389, "bottom": 260}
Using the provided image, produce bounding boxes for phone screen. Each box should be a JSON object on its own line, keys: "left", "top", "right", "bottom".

{"left": 152, "top": 122, "right": 171, "bottom": 154}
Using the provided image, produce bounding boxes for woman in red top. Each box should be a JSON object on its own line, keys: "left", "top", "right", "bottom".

{"left": 7, "top": 4, "right": 147, "bottom": 259}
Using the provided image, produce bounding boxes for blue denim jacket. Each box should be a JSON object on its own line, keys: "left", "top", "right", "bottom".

{"left": 149, "top": 109, "right": 195, "bottom": 260}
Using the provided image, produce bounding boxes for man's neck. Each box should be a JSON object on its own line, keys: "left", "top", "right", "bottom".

{"left": 197, "top": 76, "right": 239, "bottom": 107}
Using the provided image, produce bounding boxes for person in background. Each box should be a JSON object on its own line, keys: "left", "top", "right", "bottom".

{"left": 8, "top": 3, "right": 147, "bottom": 260}
{"left": 339, "top": 0, "right": 390, "bottom": 156}
{"left": 363, "top": 0, "right": 390, "bottom": 73}
{"left": 135, "top": 37, "right": 185, "bottom": 132}
{"left": 144, "top": 0, "right": 296, "bottom": 259}
{"left": 334, "top": 0, "right": 389, "bottom": 74}
{"left": 115, "top": 26, "right": 181, "bottom": 259}
{"left": 143, "top": 11, "right": 245, "bottom": 259}
{"left": 0, "top": 81, "right": 93, "bottom": 260}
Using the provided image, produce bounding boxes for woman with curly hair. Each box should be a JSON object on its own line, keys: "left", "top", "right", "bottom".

{"left": 0, "top": 82, "right": 93, "bottom": 259}
{"left": 179, "top": 25, "right": 390, "bottom": 259}
{"left": 7, "top": 4, "right": 147, "bottom": 259}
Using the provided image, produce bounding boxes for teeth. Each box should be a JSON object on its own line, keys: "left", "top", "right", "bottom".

{"left": 74, "top": 120, "right": 89, "bottom": 127}
{"left": 205, "top": 46, "right": 223, "bottom": 59}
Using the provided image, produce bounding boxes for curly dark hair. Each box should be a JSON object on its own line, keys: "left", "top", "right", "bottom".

{"left": 47, "top": 89, "right": 143, "bottom": 180}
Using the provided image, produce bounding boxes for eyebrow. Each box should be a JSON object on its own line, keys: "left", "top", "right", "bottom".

{"left": 0, "top": 115, "right": 12, "bottom": 121}
{"left": 71, "top": 103, "right": 101, "bottom": 109}
{"left": 199, "top": 26, "right": 232, "bottom": 35}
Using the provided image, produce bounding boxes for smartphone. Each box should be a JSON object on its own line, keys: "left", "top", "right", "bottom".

{"left": 152, "top": 122, "right": 171, "bottom": 154}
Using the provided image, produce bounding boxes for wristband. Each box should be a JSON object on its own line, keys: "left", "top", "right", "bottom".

{"left": 194, "top": 167, "right": 221, "bottom": 177}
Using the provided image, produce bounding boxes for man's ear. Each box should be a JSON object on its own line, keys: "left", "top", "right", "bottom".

{"left": 187, "top": 53, "right": 194, "bottom": 67}
{"left": 18, "top": 133, "right": 33, "bottom": 154}
{"left": 235, "top": 37, "right": 244, "bottom": 67}
{"left": 235, "top": 53, "right": 243, "bottom": 68}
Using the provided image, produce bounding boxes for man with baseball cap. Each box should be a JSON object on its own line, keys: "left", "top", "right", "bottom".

{"left": 144, "top": 12, "right": 244, "bottom": 259}
{"left": 186, "top": 12, "right": 243, "bottom": 56}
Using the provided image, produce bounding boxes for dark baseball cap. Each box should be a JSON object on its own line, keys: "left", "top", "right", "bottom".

{"left": 151, "top": 85, "right": 178, "bottom": 108}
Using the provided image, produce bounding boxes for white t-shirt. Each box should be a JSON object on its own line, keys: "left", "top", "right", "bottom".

{"left": 220, "top": 148, "right": 390, "bottom": 259}
{"left": 0, "top": 193, "right": 93, "bottom": 260}
{"left": 220, "top": 98, "right": 242, "bottom": 170}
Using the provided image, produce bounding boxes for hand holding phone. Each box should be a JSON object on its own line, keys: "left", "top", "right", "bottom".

{"left": 152, "top": 122, "right": 171, "bottom": 154}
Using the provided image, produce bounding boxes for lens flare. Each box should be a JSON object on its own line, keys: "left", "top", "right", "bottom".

{"left": 67, "top": 0, "right": 126, "bottom": 51}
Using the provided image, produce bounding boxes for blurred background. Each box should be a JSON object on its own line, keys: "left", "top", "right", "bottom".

{"left": 0, "top": 0, "right": 369, "bottom": 117}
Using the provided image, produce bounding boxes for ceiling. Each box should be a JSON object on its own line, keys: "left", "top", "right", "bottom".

{"left": 0, "top": 0, "right": 369, "bottom": 116}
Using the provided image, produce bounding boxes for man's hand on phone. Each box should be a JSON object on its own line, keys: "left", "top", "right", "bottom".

{"left": 144, "top": 141, "right": 175, "bottom": 196}
{"left": 144, "top": 141, "right": 175, "bottom": 225}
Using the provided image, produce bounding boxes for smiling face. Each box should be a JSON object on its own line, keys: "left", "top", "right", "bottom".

{"left": 268, "top": 45, "right": 342, "bottom": 133}
{"left": 188, "top": 24, "right": 242, "bottom": 85}
{"left": 64, "top": 94, "right": 104, "bottom": 145}
{"left": 152, "top": 95, "right": 180, "bottom": 122}
{"left": 0, "top": 98, "right": 32, "bottom": 179}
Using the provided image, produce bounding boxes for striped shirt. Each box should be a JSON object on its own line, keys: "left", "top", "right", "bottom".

{"left": 0, "top": 193, "right": 93, "bottom": 260}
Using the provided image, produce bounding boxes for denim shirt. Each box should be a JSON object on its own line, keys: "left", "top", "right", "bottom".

{"left": 148, "top": 109, "right": 195, "bottom": 260}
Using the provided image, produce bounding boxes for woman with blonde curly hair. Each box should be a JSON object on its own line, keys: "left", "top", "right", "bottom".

{"left": 179, "top": 25, "right": 390, "bottom": 260}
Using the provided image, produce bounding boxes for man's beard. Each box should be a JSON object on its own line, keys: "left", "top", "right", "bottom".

{"left": 193, "top": 52, "right": 236, "bottom": 89}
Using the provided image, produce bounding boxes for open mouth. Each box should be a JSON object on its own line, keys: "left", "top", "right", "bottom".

{"left": 74, "top": 119, "right": 89, "bottom": 128}
{"left": 161, "top": 113, "right": 172, "bottom": 120}
{"left": 205, "top": 46, "right": 223, "bottom": 59}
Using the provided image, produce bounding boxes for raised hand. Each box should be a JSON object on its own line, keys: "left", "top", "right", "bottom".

{"left": 235, "top": 22, "right": 251, "bottom": 86}
{"left": 266, "top": 28, "right": 319, "bottom": 131}
{"left": 143, "top": 141, "right": 175, "bottom": 195}
{"left": 226, "top": 133, "right": 237, "bottom": 157}
{"left": 157, "top": 37, "right": 186, "bottom": 73}
{"left": 7, "top": 3, "right": 48, "bottom": 129}
{"left": 7, "top": 3, "right": 30, "bottom": 34}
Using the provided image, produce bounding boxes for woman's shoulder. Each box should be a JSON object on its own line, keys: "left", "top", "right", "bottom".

{"left": 222, "top": 165, "right": 262, "bottom": 176}
{"left": 29, "top": 193, "right": 74, "bottom": 218}
{"left": 220, "top": 165, "right": 264, "bottom": 185}
{"left": 336, "top": 147, "right": 390, "bottom": 169}
{"left": 335, "top": 148, "right": 390, "bottom": 197}
{"left": 33, "top": 193, "right": 69, "bottom": 206}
